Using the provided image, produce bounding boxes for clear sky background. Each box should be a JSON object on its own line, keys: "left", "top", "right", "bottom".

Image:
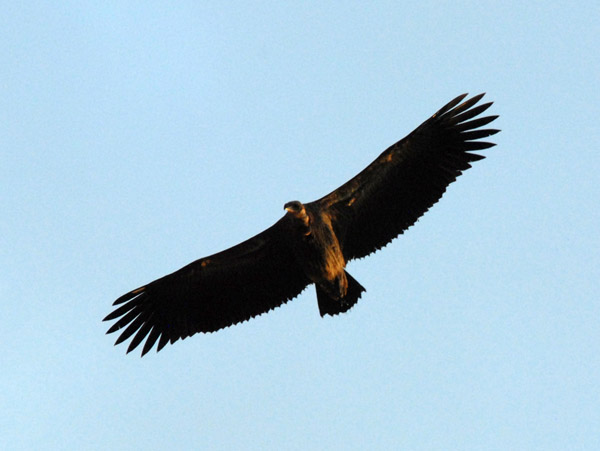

{"left": 2, "top": 2, "right": 599, "bottom": 450}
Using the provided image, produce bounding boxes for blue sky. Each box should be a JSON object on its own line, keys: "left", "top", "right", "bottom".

{"left": 2, "top": 2, "right": 599, "bottom": 450}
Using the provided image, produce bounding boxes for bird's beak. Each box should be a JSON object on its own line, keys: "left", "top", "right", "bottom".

{"left": 284, "top": 206, "right": 293, "bottom": 212}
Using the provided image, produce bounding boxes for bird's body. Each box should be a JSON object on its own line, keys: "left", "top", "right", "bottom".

{"left": 104, "top": 93, "right": 500, "bottom": 356}
{"left": 284, "top": 201, "right": 364, "bottom": 315}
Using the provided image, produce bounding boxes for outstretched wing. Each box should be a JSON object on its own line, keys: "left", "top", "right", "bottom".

{"left": 103, "top": 217, "right": 310, "bottom": 356}
{"left": 312, "top": 93, "right": 499, "bottom": 261}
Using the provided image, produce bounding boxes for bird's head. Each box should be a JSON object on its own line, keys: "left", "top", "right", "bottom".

{"left": 284, "top": 200, "right": 310, "bottom": 231}
{"left": 284, "top": 200, "right": 304, "bottom": 214}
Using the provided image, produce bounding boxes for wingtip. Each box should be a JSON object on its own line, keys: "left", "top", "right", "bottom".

{"left": 113, "top": 286, "right": 146, "bottom": 305}
{"left": 106, "top": 323, "right": 121, "bottom": 335}
{"left": 434, "top": 93, "right": 470, "bottom": 118}
{"left": 126, "top": 339, "right": 140, "bottom": 355}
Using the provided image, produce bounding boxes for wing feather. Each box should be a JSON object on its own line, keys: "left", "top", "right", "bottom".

{"left": 104, "top": 217, "right": 310, "bottom": 356}
{"left": 312, "top": 93, "right": 499, "bottom": 261}
{"left": 142, "top": 327, "right": 161, "bottom": 356}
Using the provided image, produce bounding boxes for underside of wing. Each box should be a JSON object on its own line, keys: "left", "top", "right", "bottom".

{"left": 312, "top": 93, "right": 499, "bottom": 261}
{"left": 103, "top": 217, "right": 310, "bottom": 356}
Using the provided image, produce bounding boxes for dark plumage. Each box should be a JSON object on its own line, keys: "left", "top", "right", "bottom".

{"left": 104, "top": 93, "right": 499, "bottom": 356}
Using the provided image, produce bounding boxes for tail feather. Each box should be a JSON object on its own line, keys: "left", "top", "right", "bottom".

{"left": 316, "top": 271, "right": 366, "bottom": 317}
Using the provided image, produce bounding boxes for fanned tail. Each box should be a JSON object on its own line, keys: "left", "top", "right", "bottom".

{"left": 317, "top": 271, "right": 366, "bottom": 317}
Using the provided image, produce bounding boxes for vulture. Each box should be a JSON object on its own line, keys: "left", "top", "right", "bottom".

{"left": 104, "top": 93, "right": 499, "bottom": 356}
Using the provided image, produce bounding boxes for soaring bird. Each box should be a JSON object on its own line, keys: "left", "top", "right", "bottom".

{"left": 104, "top": 93, "right": 499, "bottom": 356}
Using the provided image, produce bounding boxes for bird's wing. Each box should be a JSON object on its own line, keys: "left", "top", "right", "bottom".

{"left": 311, "top": 93, "right": 499, "bottom": 261}
{"left": 103, "top": 216, "right": 310, "bottom": 356}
